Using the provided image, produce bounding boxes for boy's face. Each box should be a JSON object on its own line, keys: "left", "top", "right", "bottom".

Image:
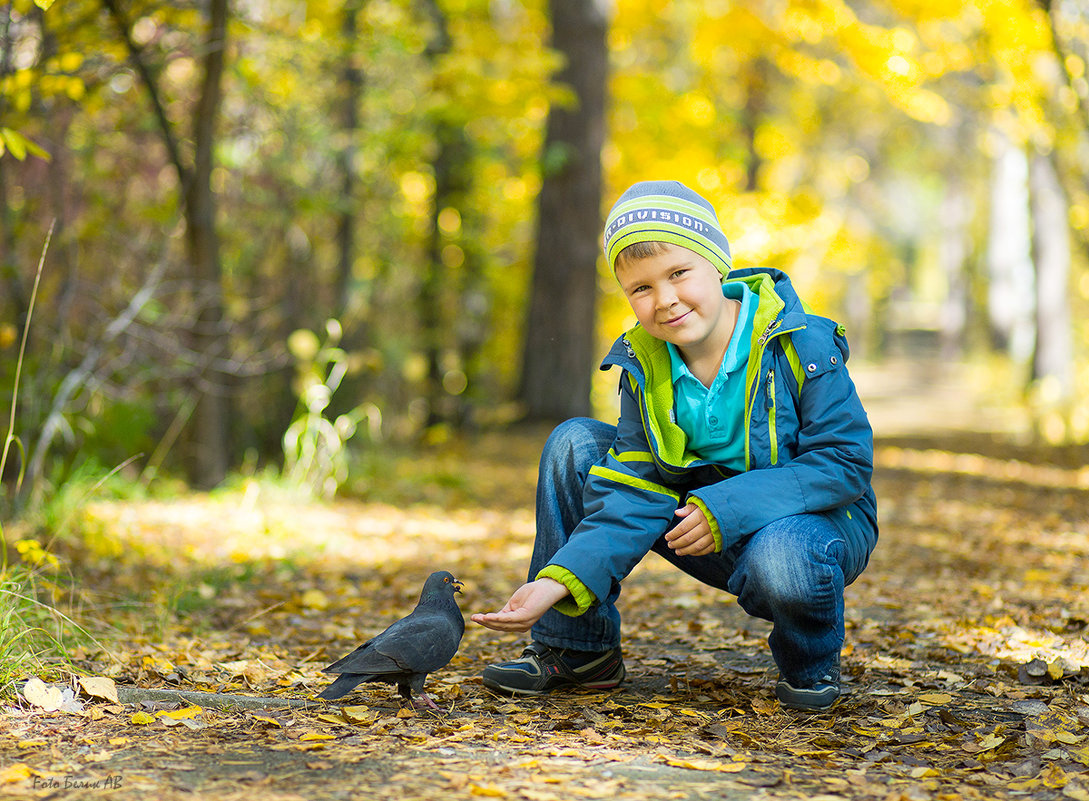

{"left": 614, "top": 243, "right": 732, "bottom": 359}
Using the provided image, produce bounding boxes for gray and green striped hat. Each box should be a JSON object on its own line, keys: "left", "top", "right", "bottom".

{"left": 603, "top": 180, "right": 732, "bottom": 277}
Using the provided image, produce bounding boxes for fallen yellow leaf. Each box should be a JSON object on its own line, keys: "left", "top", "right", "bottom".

{"left": 300, "top": 589, "right": 329, "bottom": 611}
{"left": 1067, "top": 745, "right": 1089, "bottom": 767}
{"left": 157, "top": 705, "right": 203, "bottom": 720}
{"left": 1063, "top": 784, "right": 1089, "bottom": 801}
{"left": 130, "top": 711, "right": 156, "bottom": 725}
{"left": 1007, "top": 778, "right": 1040, "bottom": 792}
{"left": 657, "top": 755, "right": 747, "bottom": 772}
{"left": 299, "top": 731, "right": 336, "bottom": 741}
{"left": 78, "top": 676, "right": 119, "bottom": 704}
{"left": 342, "top": 706, "right": 375, "bottom": 725}
{"left": 917, "top": 692, "right": 952, "bottom": 705}
{"left": 22, "top": 678, "right": 63, "bottom": 712}
{"left": 469, "top": 784, "right": 507, "bottom": 797}
{"left": 677, "top": 709, "right": 708, "bottom": 718}
{"left": 1040, "top": 764, "right": 1070, "bottom": 789}
{"left": 142, "top": 656, "right": 175, "bottom": 676}
{"left": 0, "top": 764, "right": 31, "bottom": 784}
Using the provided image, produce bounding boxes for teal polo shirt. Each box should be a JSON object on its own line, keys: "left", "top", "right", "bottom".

{"left": 666, "top": 281, "right": 757, "bottom": 471}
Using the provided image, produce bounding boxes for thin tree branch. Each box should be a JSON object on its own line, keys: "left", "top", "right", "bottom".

{"left": 100, "top": 0, "right": 191, "bottom": 189}
{"left": 20, "top": 259, "right": 167, "bottom": 504}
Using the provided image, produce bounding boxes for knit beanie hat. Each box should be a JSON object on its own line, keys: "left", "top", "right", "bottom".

{"left": 603, "top": 180, "right": 732, "bottom": 277}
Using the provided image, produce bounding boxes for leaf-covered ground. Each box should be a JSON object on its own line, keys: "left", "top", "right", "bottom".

{"left": 3, "top": 361, "right": 1089, "bottom": 800}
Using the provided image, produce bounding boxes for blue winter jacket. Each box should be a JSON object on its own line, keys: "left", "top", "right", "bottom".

{"left": 539, "top": 267, "right": 879, "bottom": 616}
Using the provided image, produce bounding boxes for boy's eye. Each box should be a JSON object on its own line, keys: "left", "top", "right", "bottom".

{"left": 671, "top": 268, "right": 688, "bottom": 279}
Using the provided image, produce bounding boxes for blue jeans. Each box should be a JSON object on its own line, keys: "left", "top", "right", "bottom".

{"left": 528, "top": 418, "right": 869, "bottom": 688}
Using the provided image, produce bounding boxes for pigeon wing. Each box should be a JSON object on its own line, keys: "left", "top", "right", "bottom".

{"left": 322, "top": 611, "right": 449, "bottom": 676}
{"left": 371, "top": 610, "right": 462, "bottom": 675}
{"left": 321, "top": 639, "right": 406, "bottom": 676}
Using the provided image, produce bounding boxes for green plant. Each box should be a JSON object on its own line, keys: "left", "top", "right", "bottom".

{"left": 282, "top": 319, "right": 381, "bottom": 500}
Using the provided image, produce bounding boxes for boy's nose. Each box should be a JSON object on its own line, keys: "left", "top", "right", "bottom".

{"left": 655, "top": 290, "right": 678, "bottom": 310}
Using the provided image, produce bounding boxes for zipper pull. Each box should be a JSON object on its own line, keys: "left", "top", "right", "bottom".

{"left": 758, "top": 319, "right": 782, "bottom": 348}
{"left": 766, "top": 370, "right": 775, "bottom": 410}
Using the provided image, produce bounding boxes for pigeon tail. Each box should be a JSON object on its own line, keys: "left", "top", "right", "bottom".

{"left": 317, "top": 673, "right": 370, "bottom": 700}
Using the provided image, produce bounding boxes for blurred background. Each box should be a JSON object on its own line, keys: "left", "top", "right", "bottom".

{"left": 2, "top": 0, "right": 1087, "bottom": 509}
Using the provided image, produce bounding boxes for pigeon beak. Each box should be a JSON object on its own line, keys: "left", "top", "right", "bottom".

{"left": 453, "top": 580, "right": 464, "bottom": 594}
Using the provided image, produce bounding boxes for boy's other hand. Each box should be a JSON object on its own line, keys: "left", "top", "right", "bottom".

{"left": 471, "top": 578, "right": 570, "bottom": 632}
{"left": 666, "top": 503, "right": 716, "bottom": 556}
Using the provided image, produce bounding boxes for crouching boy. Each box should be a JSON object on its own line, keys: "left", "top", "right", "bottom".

{"left": 473, "top": 180, "right": 878, "bottom": 711}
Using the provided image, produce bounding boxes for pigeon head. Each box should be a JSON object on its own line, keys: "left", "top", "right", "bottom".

{"left": 420, "top": 570, "right": 463, "bottom": 603}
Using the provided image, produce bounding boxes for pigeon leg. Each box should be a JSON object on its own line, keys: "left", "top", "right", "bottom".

{"left": 413, "top": 692, "right": 442, "bottom": 712}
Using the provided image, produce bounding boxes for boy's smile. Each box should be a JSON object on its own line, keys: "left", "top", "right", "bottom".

{"left": 615, "top": 243, "right": 737, "bottom": 383}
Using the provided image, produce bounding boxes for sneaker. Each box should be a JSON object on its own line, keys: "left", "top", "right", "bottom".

{"left": 482, "top": 642, "right": 626, "bottom": 696}
{"left": 775, "top": 666, "right": 841, "bottom": 712}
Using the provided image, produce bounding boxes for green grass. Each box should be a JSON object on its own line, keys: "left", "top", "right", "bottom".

{"left": 0, "top": 564, "right": 79, "bottom": 699}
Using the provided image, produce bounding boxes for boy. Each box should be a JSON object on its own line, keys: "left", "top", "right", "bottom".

{"left": 472, "top": 180, "right": 878, "bottom": 711}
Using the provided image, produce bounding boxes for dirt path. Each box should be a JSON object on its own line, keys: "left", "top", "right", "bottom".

{"left": 2, "top": 360, "right": 1088, "bottom": 800}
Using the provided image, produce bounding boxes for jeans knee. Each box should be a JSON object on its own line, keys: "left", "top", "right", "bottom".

{"left": 733, "top": 524, "right": 844, "bottom": 614}
{"left": 742, "top": 554, "right": 812, "bottom": 611}
{"left": 540, "top": 418, "right": 613, "bottom": 481}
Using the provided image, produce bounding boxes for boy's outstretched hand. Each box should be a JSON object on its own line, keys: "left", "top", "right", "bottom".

{"left": 665, "top": 503, "right": 716, "bottom": 556}
{"left": 471, "top": 578, "right": 570, "bottom": 632}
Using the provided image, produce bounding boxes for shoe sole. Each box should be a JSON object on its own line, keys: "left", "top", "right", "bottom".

{"left": 482, "top": 667, "right": 626, "bottom": 696}
{"left": 777, "top": 696, "right": 840, "bottom": 712}
{"left": 775, "top": 683, "right": 841, "bottom": 712}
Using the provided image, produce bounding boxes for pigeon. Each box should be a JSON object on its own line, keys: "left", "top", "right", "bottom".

{"left": 317, "top": 570, "right": 464, "bottom": 710}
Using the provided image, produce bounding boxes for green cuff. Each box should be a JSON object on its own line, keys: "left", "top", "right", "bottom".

{"left": 535, "top": 565, "right": 597, "bottom": 616}
{"left": 688, "top": 495, "right": 723, "bottom": 553}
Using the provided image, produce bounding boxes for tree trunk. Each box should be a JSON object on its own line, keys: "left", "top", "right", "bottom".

{"left": 418, "top": 0, "right": 481, "bottom": 430}
{"left": 422, "top": 122, "right": 472, "bottom": 427}
{"left": 518, "top": 0, "right": 609, "bottom": 421}
{"left": 334, "top": 0, "right": 364, "bottom": 319}
{"left": 102, "top": 0, "right": 232, "bottom": 487}
{"left": 740, "top": 58, "right": 769, "bottom": 192}
{"left": 184, "top": 0, "right": 230, "bottom": 488}
{"left": 1029, "top": 151, "right": 1073, "bottom": 396}
{"left": 985, "top": 131, "right": 1034, "bottom": 361}
{"left": 937, "top": 182, "right": 971, "bottom": 361}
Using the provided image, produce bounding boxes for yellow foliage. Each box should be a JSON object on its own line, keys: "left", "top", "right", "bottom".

{"left": 13, "top": 539, "right": 59, "bottom": 571}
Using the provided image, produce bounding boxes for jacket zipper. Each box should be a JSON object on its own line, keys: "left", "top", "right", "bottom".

{"left": 743, "top": 320, "right": 780, "bottom": 469}
{"left": 744, "top": 319, "right": 805, "bottom": 470}
{"left": 765, "top": 369, "right": 778, "bottom": 465}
